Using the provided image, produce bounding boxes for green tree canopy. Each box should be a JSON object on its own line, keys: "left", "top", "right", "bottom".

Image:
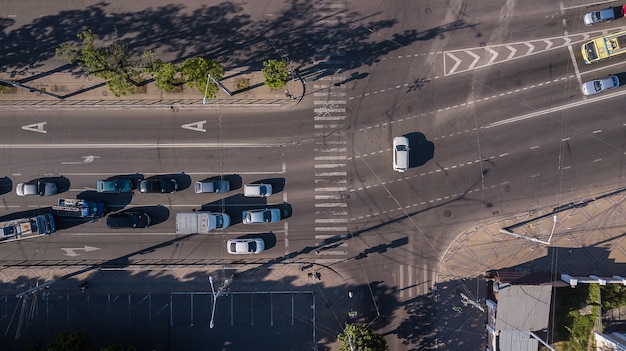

{"left": 144, "top": 56, "right": 182, "bottom": 93}
{"left": 46, "top": 331, "right": 94, "bottom": 351}
{"left": 180, "top": 57, "right": 224, "bottom": 98}
{"left": 56, "top": 30, "right": 146, "bottom": 97}
{"left": 262, "top": 59, "right": 289, "bottom": 89}
{"left": 337, "top": 323, "right": 389, "bottom": 351}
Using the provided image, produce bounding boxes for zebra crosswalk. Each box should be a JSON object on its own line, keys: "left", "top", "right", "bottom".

{"left": 312, "top": 2, "right": 349, "bottom": 258}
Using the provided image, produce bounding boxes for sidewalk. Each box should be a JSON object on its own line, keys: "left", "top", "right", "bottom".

{"left": 432, "top": 188, "right": 626, "bottom": 350}
{"left": 439, "top": 189, "right": 626, "bottom": 282}
{"left": 0, "top": 68, "right": 305, "bottom": 109}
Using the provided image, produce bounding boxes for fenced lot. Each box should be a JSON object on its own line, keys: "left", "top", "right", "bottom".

{"left": 0, "top": 291, "right": 317, "bottom": 351}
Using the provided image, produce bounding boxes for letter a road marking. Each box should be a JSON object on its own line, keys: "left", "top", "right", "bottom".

{"left": 22, "top": 122, "right": 47, "bottom": 134}
{"left": 181, "top": 120, "right": 207, "bottom": 133}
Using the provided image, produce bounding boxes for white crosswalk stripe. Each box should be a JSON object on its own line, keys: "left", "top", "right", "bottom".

{"left": 312, "top": 3, "right": 349, "bottom": 257}
{"left": 397, "top": 264, "right": 437, "bottom": 298}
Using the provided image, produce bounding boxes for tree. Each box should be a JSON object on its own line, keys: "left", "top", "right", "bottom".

{"left": 337, "top": 323, "right": 389, "bottom": 351}
{"left": 601, "top": 284, "right": 626, "bottom": 309}
{"left": 144, "top": 57, "right": 182, "bottom": 93}
{"left": 180, "top": 57, "right": 224, "bottom": 98}
{"left": 46, "top": 331, "right": 94, "bottom": 351}
{"left": 262, "top": 59, "right": 289, "bottom": 89}
{"left": 56, "top": 30, "right": 146, "bottom": 97}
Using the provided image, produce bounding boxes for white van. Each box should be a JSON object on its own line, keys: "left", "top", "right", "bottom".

{"left": 243, "top": 183, "right": 273, "bottom": 197}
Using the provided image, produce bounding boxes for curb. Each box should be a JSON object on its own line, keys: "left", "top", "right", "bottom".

{"left": 0, "top": 70, "right": 307, "bottom": 110}
{"left": 0, "top": 98, "right": 296, "bottom": 110}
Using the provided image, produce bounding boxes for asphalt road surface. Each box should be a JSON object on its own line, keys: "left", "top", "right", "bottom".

{"left": 2, "top": 0, "right": 626, "bottom": 350}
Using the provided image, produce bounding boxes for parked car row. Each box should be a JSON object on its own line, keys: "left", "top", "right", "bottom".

{"left": 194, "top": 179, "right": 273, "bottom": 197}
{"left": 10, "top": 175, "right": 282, "bottom": 255}
{"left": 15, "top": 177, "right": 274, "bottom": 197}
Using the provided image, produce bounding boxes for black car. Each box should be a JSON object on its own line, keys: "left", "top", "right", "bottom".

{"left": 138, "top": 178, "right": 178, "bottom": 193}
{"left": 106, "top": 212, "right": 151, "bottom": 229}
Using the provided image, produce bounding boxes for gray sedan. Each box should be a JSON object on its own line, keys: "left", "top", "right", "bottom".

{"left": 242, "top": 208, "right": 281, "bottom": 224}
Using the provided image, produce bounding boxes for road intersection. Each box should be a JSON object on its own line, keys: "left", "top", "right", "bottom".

{"left": 2, "top": 0, "right": 626, "bottom": 350}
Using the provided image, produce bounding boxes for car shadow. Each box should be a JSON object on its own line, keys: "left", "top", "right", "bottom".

{"left": 108, "top": 205, "right": 170, "bottom": 227}
{"left": 0, "top": 177, "right": 12, "bottom": 195}
{"left": 166, "top": 173, "right": 192, "bottom": 192}
{"left": 200, "top": 196, "right": 291, "bottom": 224}
{"left": 0, "top": 208, "right": 55, "bottom": 222}
{"left": 106, "top": 173, "right": 145, "bottom": 190}
{"left": 38, "top": 176, "right": 71, "bottom": 194}
{"left": 250, "top": 177, "right": 286, "bottom": 194}
{"left": 405, "top": 132, "right": 434, "bottom": 169}
{"left": 76, "top": 190, "right": 133, "bottom": 213}
{"left": 237, "top": 231, "right": 277, "bottom": 250}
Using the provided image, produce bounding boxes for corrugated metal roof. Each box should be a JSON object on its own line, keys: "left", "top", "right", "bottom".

{"left": 495, "top": 285, "right": 552, "bottom": 351}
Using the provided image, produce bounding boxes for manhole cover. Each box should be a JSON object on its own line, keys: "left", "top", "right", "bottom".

{"left": 425, "top": 8, "right": 432, "bottom": 15}
{"left": 408, "top": 105, "right": 414, "bottom": 113}
{"left": 504, "top": 184, "right": 512, "bottom": 192}
{"left": 444, "top": 210, "right": 452, "bottom": 217}
{"left": 479, "top": 42, "right": 486, "bottom": 47}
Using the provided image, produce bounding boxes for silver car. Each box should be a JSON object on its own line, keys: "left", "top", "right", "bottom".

{"left": 583, "top": 8, "right": 616, "bottom": 26}
{"left": 242, "top": 208, "right": 281, "bottom": 224}
{"left": 227, "top": 238, "right": 265, "bottom": 254}
{"left": 15, "top": 181, "right": 57, "bottom": 196}
{"left": 581, "top": 75, "right": 620, "bottom": 96}
{"left": 195, "top": 180, "right": 230, "bottom": 193}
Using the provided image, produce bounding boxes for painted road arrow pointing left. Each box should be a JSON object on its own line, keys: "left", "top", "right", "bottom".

{"left": 22, "top": 122, "right": 47, "bottom": 134}
{"left": 181, "top": 120, "right": 207, "bottom": 132}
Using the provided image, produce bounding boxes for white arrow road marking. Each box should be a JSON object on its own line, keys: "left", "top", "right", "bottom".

{"left": 61, "top": 245, "right": 100, "bottom": 257}
{"left": 486, "top": 47, "right": 498, "bottom": 65}
{"left": 506, "top": 45, "right": 517, "bottom": 60}
{"left": 61, "top": 155, "right": 100, "bottom": 165}
{"left": 445, "top": 52, "right": 462, "bottom": 75}
{"left": 181, "top": 120, "right": 207, "bottom": 132}
{"left": 525, "top": 42, "right": 535, "bottom": 55}
{"left": 466, "top": 50, "right": 481, "bottom": 69}
{"left": 543, "top": 39, "right": 553, "bottom": 50}
{"left": 21, "top": 122, "right": 47, "bottom": 134}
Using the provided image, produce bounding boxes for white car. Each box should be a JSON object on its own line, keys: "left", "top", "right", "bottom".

{"left": 581, "top": 75, "right": 620, "bottom": 96}
{"left": 242, "top": 208, "right": 281, "bottom": 224}
{"left": 243, "top": 183, "right": 272, "bottom": 197}
{"left": 227, "top": 238, "right": 265, "bottom": 254}
{"left": 393, "top": 136, "right": 410, "bottom": 172}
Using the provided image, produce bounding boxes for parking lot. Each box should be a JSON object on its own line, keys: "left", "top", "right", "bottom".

{"left": 0, "top": 290, "right": 316, "bottom": 351}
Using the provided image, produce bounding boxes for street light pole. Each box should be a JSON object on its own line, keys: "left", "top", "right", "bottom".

{"left": 202, "top": 73, "right": 211, "bottom": 105}
{"left": 208, "top": 275, "right": 231, "bottom": 329}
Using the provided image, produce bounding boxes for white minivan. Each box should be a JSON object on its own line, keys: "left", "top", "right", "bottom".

{"left": 244, "top": 183, "right": 273, "bottom": 197}
{"left": 393, "top": 136, "right": 410, "bottom": 172}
